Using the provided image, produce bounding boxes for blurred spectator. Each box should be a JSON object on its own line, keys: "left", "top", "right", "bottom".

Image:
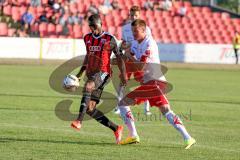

{"left": 62, "top": 23, "right": 69, "bottom": 35}
{"left": 59, "top": 13, "right": 69, "bottom": 26}
{"left": 77, "top": 12, "right": 84, "bottom": 25}
{"left": 48, "top": 0, "right": 54, "bottom": 6}
{"left": 18, "top": 28, "right": 30, "bottom": 37}
{"left": 21, "top": 8, "right": 35, "bottom": 31}
{"left": 88, "top": 2, "right": 99, "bottom": 14}
{"left": 48, "top": 12, "right": 58, "bottom": 24}
{"left": 143, "top": 0, "right": 153, "bottom": 10}
{"left": 233, "top": 31, "right": 240, "bottom": 64}
{"left": 99, "top": 0, "right": 112, "bottom": 15}
{"left": 0, "top": 0, "right": 5, "bottom": 16}
{"left": 153, "top": 1, "right": 161, "bottom": 11}
{"left": 69, "top": 0, "right": 77, "bottom": 3}
{"left": 111, "top": 0, "right": 120, "bottom": 10}
{"left": 177, "top": 1, "right": 187, "bottom": 17}
{"left": 161, "top": 0, "right": 173, "bottom": 11}
{"left": 38, "top": 11, "right": 48, "bottom": 23}
{"left": 52, "top": 2, "right": 61, "bottom": 11}
{"left": 68, "top": 12, "right": 81, "bottom": 25}
{"left": 30, "top": 0, "right": 40, "bottom": 7}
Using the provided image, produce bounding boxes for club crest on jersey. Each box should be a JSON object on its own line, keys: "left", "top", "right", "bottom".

{"left": 89, "top": 46, "right": 101, "bottom": 52}
{"left": 101, "top": 39, "right": 106, "bottom": 44}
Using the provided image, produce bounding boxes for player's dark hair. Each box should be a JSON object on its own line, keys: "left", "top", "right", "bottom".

{"left": 131, "top": 19, "right": 146, "bottom": 29}
{"left": 130, "top": 5, "right": 141, "bottom": 13}
{"left": 88, "top": 14, "right": 102, "bottom": 26}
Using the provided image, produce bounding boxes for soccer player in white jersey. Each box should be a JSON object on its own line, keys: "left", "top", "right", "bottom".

{"left": 118, "top": 19, "right": 196, "bottom": 149}
{"left": 114, "top": 5, "right": 152, "bottom": 115}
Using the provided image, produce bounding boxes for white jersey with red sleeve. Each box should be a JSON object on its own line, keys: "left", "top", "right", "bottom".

{"left": 122, "top": 22, "right": 152, "bottom": 45}
{"left": 130, "top": 35, "right": 167, "bottom": 83}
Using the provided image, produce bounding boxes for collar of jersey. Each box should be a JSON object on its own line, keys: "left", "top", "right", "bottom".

{"left": 138, "top": 35, "right": 149, "bottom": 45}
{"left": 92, "top": 31, "right": 105, "bottom": 39}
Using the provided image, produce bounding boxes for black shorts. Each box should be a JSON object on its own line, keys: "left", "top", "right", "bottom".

{"left": 87, "top": 72, "right": 110, "bottom": 104}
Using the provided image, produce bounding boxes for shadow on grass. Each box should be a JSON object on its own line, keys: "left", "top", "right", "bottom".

{"left": 0, "top": 137, "right": 114, "bottom": 146}
{"left": 0, "top": 137, "right": 182, "bottom": 149}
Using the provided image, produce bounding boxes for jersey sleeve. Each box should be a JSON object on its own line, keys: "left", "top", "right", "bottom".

{"left": 146, "top": 26, "right": 152, "bottom": 37}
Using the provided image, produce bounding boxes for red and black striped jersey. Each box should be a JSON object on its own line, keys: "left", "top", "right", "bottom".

{"left": 83, "top": 31, "right": 119, "bottom": 76}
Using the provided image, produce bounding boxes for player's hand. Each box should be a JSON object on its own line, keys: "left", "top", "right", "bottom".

{"left": 120, "top": 41, "right": 131, "bottom": 51}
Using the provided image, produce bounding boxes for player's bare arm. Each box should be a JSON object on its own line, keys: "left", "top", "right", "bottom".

{"left": 111, "top": 38, "right": 127, "bottom": 86}
{"left": 125, "top": 50, "right": 146, "bottom": 71}
{"left": 76, "top": 55, "right": 88, "bottom": 79}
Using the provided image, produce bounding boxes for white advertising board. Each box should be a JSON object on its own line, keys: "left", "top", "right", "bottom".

{"left": 0, "top": 37, "right": 237, "bottom": 64}
{"left": 0, "top": 37, "right": 40, "bottom": 59}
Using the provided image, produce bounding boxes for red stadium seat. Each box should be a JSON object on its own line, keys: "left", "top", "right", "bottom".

{"left": 8, "top": 28, "right": 16, "bottom": 36}
{"left": 70, "top": 3, "right": 78, "bottom": 14}
{"left": 73, "top": 24, "right": 81, "bottom": 33}
{"left": 49, "top": 35, "right": 58, "bottom": 38}
{"left": 0, "top": 23, "right": 8, "bottom": 36}
{"left": 108, "top": 26, "right": 116, "bottom": 35}
{"left": 41, "top": 0, "right": 48, "bottom": 5}
{"left": 74, "top": 31, "right": 83, "bottom": 39}
{"left": 12, "top": 11, "right": 21, "bottom": 21}
{"left": 30, "top": 23, "right": 39, "bottom": 33}
{"left": 56, "top": 24, "right": 63, "bottom": 34}
{"left": 20, "top": 6, "right": 27, "bottom": 15}
{"left": 3, "top": 5, "right": 12, "bottom": 16}
{"left": 47, "top": 23, "right": 56, "bottom": 35}
{"left": 77, "top": 4, "right": 86, "bottom": 13}
{"left": 18, "top": 0, "right": 27, "bottom": 5}
{"left": 39, "top": 23, "right": 47, "bottom": 37}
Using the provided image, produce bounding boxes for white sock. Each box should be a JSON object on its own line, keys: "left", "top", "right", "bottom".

{"left": 144, "top": 100, "right": 150, "bottom": 112}
{"left": 119, "top": 106, "right": 138, "bottom": 137}
{"left": 165, "top": 110, "right": 191, "bottom": 140}
{"left": 115, "top": 85, "right": 125, "bottom": 110}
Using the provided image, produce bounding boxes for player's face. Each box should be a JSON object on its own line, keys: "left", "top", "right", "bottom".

{"left": 130, "top": 11, "right": 140, "bottom": 21}
{"left": 89, "top": 23, "right": 102, "bottom": 35}
{"left": 132, "top": 25, "right": 146, "bottom": 42}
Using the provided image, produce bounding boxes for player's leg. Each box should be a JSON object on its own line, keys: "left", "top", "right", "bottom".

{"left": 159, "top": 100, "right": 196, "bottom": 149}
{"left": 234, "top": 48, "right": 238, "bottom": 64}
{"left": 118, "top": 93, "right": 140, "bottom": 144}
{"left": 86, "top": 100, "right": 123, "bottom": 144}
{"left": 144, "top": 100, "right": 152, "bottom": 115}
{"left": 113, "top": 72, "right": 132, "bottom": 114}
{"left": 113, "top": 84, "right": 124, "bottom": 114}
{"left": 71, "top": 80, "right": 95, "bottom": 130}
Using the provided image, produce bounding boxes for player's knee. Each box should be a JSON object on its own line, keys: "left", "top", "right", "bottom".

{"left": 118, "top": 99, "right": 126, "bottom": 106}
{"left": 159, "top": 104, "right": 170, "bottom": 115}
{"left": 88, "top": 101, "right": 96, "bottom": 112}
{"left": 85, "top": 81, "right": 95, "bottom": 92}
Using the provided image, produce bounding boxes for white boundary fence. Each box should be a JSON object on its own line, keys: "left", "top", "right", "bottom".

{"left": 0, "top": 37, "right": 237, "bottom": 64}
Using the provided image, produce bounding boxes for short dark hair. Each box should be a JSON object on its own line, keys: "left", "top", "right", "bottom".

{"left": 130, "top": 5, "right": 141, "bottom": 13}
{"left": 88, "top": 14, "right": 102, "bottom": 26}
{"left": 131, "top": 19, "right": 146, "bottom": 29}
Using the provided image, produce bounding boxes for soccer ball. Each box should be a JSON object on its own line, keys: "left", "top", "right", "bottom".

{"left": 63, "top": 75, "right": 80, "bottom": 92}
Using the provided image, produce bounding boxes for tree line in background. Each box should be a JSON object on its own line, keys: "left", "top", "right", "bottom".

{"left": 216, "top": 0, "right": 240, "bottom": 13}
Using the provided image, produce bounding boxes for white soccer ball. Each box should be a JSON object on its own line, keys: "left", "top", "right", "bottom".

{"left": 63, "top": 75, "right": 80, "bottom": 92}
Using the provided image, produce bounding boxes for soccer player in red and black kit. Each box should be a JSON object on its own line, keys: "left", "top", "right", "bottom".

{"left": 71, "top": 14, "right": 127, "bottom": 144}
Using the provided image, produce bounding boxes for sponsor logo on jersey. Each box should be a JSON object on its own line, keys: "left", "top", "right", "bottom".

{"left": 89, "top": 46, "right": 101, "bottom": 52}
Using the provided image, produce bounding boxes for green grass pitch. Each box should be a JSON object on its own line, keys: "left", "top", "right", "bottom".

{"left": 0, "top": 63, "right": 240, "bottom": 160}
